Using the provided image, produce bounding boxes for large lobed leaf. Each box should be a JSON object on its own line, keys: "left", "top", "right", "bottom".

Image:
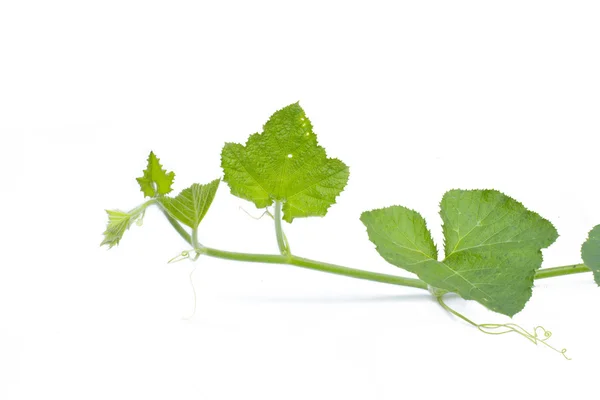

{"left": 221, "top": 103, "right": 349, "bottom": 222}
{"left": 361, "top": 190, "right": 558, "bottom": 317}
{"left": 581, "top": 225, "right": 600, "bottom": 285}
{"left": 158, "top": 179, "right": 220, "bottom": 229}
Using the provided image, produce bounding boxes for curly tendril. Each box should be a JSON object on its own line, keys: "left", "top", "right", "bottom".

{"left": 239, "top": 206, "right": 275, "bottom": 221}
{"left": 436, "top": 295, "right": 570, "bottom": 360}
{"left": 168, "top": 250, "right": 191, "bottom": 264}
{"left": 168, "top": 250, "right": 200, "bottom": 319}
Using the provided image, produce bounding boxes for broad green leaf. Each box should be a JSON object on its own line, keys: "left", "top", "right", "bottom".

{"left": 221, "top": 102, "right": 349, "bottom": 222}
{"left": 361, "top": 190, "right": 558, "bottom": 317}
{"left": 158, "top": 179, "right": 220, "bottom": 229}
{"left": 581, "top": 225, "right": 600, "bottom": 285}
{"left": 137, "top": 151, "right": 175, "bottom": 198}
{"left": 101, "top": 207, "right": 146, "bottom": 248}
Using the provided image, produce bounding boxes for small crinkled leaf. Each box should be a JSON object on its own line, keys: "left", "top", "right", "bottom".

{"left": 581, "top": 225, "right": 600, "bottom": 285}
{"left": 158, "top": 179, "right": 220, "bottom": 229}
{"left": 136, "top": 151, "right": 175, "bottom": 198}
{"left": 101, "top": 208, "right": 145, "bottom": 248}
{"left": 361, "top": 190, "right": 558, "bottom": 317}
{"left": 221, "top": 102, "right": 349, "bottom": 222}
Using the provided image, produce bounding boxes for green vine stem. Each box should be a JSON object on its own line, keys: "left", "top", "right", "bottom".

{"left": 156, "top": 201, "right": 192, "bottom": 245}
{"left": 534, "top": 264, "right": 590, "bottom": 279}
{"left": 159, "top": 203, "right": 592, "bottom": 290}
{"left": 201, "top": 247, "right": 429, "bottom": 290}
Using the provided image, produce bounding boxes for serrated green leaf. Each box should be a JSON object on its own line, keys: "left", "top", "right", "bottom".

{"left": 101, "top": 208, "right": 145, "bottom": 248}
{"left": 136, "top": 151, "right": 175, "bottom": 198}
{"left": 581, "top": 225, "right": 600, "bottom": 285}
{"left": 361, "top": 190, "right": 558, "bottom": 317}
{"left": 221, "top": 103, "right": 349, "bottom": 223}
{"left": 158, "top": 179, "right": 220, "bottom": 229}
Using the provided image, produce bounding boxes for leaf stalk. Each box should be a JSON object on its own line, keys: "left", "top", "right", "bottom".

{"left": 274, "top": 201, "right": 290, "bottom": 256}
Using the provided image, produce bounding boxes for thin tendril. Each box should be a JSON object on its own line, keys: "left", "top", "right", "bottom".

{"left": 169, "top": 250, "right": 202, "bottom": 320}
{"left": 182, "top": 267, "right": 198, "bottom": 320}
{"left": 135, "top": 209, "right": 146, "bottom": 226}
{"left": 437, "top": 295, "right": 570, "bottom": 360}
{"left": 239, "top": 206, "right": 274, "bottom": 220}
{"left": 168, "top": 250, "right": 191, "bottom": 264}
{"left": 282, "top": 232, "right": 291, "bottom": 254}
{"left": 168, "top": 250, "right": 200, "bottom": 319}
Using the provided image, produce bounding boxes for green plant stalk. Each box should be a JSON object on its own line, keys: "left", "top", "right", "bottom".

{"left": 156, "top": 201, "right": 192, "bottom": 244}
{"left": 201, "top": 246, "right": 429, "bottom": 289}
{"left": 191, "top": 228, "right": 199, "bottom": 249}
{"left": 274, "top": 201, "right": 289, "bottom": 256}
{"left": 127, "top": 198, "right": 158, "bottom": 217}
{"left": 533, "top": 264, "right": 590, "bottom": 279}
{"left": 158, "top": 204, "right": 592, "bottom": 290}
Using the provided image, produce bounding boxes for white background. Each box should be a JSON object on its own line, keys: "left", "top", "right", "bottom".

{"left": 1, "top": 1, "right": 599, "bottom": 399}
